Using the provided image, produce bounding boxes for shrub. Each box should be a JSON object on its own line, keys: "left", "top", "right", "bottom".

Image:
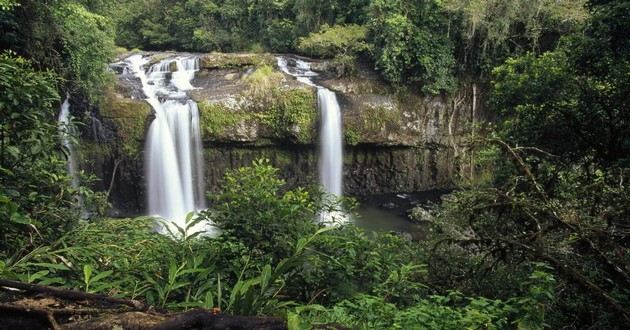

{"left": 205, "top": 159, "right": 319, "bottom": 261}
{"left": 297, "top": 24, "right": 369, "bottom": 58}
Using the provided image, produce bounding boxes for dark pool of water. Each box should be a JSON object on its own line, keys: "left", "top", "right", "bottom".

{"left": 352, "top": 189, "right": 449, "bottom": 239}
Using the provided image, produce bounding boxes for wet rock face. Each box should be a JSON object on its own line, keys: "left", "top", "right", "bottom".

{"left": 89, "top": 52, "right": 483, "bottom": 214}
{"left": 201, "top": 144, "right": 457, "bottom": 197}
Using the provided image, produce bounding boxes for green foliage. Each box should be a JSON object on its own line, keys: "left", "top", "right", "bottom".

{"left": 198, "top": 101, "right": 255, "bottom": 140}
{"left": 267, "top": 89, "right": 317, "bottom": 143}
{"left": 0, "top": 0, "right": 18, "bottom": 11}
{"left": 367, "top": 1, "right": 457, "bottom": 94}
{"left": 297, "top": 24, "right": 369, "bottom": 58}
{"left": 492, "top": 17, "right": 630, "bottom": 165}
{"left": 344, "top": 129, "right": 360, "bottom": 146}
{"left": 53, "top": 2, "right": 115, "bottom": 100}
{"left": 206, "top": 159, "right": 319, "bottom": 261}
{"left": 292, "top": 272, "right": 554, "bottom": 330}
{"left": 0, "top": 52, "right": 77, "bottom": 255}
{"left": 445, "top": 0, "right": 588, "bottom": 75}
{"left": 264, "top": 19, "right": 298, "bottom": 52}
{"left": 1, "top": 156, "right": 563, "bottom": 327}
{"left": 423, "top": 3, "right": 630, "bottom": 328}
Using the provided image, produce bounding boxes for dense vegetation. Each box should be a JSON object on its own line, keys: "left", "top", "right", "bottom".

{"left": 0, "top": 0, "right": 628, "bottom": 329}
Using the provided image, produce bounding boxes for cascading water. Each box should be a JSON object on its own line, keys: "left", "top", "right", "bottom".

{"left": 58, "top": 96, "right": 86, "bottom": 215}
{"left": 277, "top": 57, "right": 346, "bottom": 223}
{"left": 318, "top": 89, "right": 343, "bottom": 196}
{"left": 125, "top": 54, "right": 207, "bottom": 233}
{"left": 58, "top": 96, "right": 79, "bottom": 190}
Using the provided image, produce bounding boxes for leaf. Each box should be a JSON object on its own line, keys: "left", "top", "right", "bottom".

{"left": 204, "top": 291, "right": 214, "bottom": 309}
{"left": 38, "top": 277, "right": 65, "bottom": 286}
{"left": 10, "top": 212, "right": 31, "bottom": 225}
{"left": 28, "top": 270, "right": 50, "bottom": 283}
{"left": 90, "top": 270, "right": 113, "bottom": 283}
{"left": 260, "top": 264, "right": 272, "bottom": 294}
{"left": 27, "top": 262, "right": 70, "bottom": 271}
{"left": 83, "top": 264, "right": 93, "bottom": 285}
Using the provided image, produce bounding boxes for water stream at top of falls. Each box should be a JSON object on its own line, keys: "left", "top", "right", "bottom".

{"left": 277, "top": 57, "right": 346, "bottom": 223}
{"left": 124, "top": 54, "right": 207, "bottom": 233}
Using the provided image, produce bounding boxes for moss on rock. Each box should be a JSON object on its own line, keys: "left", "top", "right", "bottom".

{"left": 101, "top": 93, "right": 152, "bottom": 155}
{"left": 268, "top": 88, "right": 317, "bottom": 144}
{"left": 200, "top": 52, "right": 275, "bottom": 70}
{"left": 344, "top": 104, "right": 403, "bottom": 144}
{"left": 198, "top": 101, "right": 258, "bottom": 141}
{"left": 197, "top": 62, "right": 318, "bottom": 144}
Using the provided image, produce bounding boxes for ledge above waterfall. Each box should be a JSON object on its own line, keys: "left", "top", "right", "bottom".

{"left": 105, "top": 51, "right": 480, "bottom": 148}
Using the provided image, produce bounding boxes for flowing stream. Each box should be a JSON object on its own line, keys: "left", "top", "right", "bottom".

{"left": 277, "top": 57, "right": 346, "bottom": 223}
{"left": 125, "top": 54, "right": 207, "bottom": 232}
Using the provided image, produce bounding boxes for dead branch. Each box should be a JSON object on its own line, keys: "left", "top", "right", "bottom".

{"left": 0, "top": 279, "right": 150, "bottom": 311}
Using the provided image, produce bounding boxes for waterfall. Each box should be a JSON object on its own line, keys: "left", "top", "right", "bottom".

{"left": 125, "top": 54, "right": 207, "bottom": 233}
{"left": 58, "top": 96, "right": 84, "bottom": 214}
{"left": 318, "top": 89, "right": 343, "bottom": 196}
{"left": 277, "top": 57, "right": 346, "bottom": 223}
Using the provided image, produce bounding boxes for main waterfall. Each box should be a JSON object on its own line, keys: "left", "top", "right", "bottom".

{"left": 277, "top": 57, "right": 346, "bottom": 223}
{"left": 125, "top": 54, "right": 206, "bottom": 232}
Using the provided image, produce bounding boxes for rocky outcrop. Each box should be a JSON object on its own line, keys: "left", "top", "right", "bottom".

{"left": 88, "top": 52, "right": 481, "bottom": 214}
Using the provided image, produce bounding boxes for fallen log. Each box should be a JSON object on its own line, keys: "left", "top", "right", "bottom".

{"left": 0, "top": 279, "right": 291, "bottom": 329}
{"left": 0, "top": 279, "right": 149, "bottom": 311}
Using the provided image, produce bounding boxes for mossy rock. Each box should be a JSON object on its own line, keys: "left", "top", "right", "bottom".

{"left": 101, "top": 94, "right": 152, "bottom": 155}
{"left": 198, "top": 87, "right": 317, "bottom": 144}
{"left": 198, "top": 101, "right": 259, "bottom": 141}
{"left": 267, "top": 88, "right": 317, "bottom": 144}
{"left": 200, "top": 52, "right": 275, "bottom": 70}
{"left": 198, "top": 61, "right": 318, "bottom": 144}
{"left": 344, "top": 104, "right": 403, "bottom": 144}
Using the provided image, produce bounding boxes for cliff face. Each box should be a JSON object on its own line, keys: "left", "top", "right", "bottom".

{"left": 84, "top": 52, "right": 481, "bottom": 215}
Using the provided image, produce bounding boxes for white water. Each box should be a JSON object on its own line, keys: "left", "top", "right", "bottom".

{"left": 277, "top": 57, "right": 346, "bottom": 224}
{"left": 58, "top": 96, "right": 85, "bottom": 215}
{"left": 318, "top": 89, "right": 343, "bottom": 196}
{"left": 125, "top": 54, "right": 208, "bottom": 233}
{"left": 58, "top": 97, "right": 79, "bottom": 189}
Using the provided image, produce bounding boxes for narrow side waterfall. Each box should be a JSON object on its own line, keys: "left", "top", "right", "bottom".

{"left": 125, "top": 54, "right": 207, "bottom": 232}
{"left": 58, "top": 96, "right": 84, "bottom": 214}
{"left": 277, "top": 57, "right": 346, "bottom": 223}
{"left": 58, "top": 96, "right": 79, "bottom": 190}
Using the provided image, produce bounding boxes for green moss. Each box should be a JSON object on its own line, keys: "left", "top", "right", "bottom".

{"left": 364, "top": 105, "right": 401, "bottom": 131}
{"left": 198, "top": 101, "right": 255, "bottom": 140}
{"left": 344, "top": 129, "right": 360, "bottom": 146}
{"left": 345, "top": 104, "right": 402, "bottom": 142}
{"left": 241, "top": 65, "right": 285, "bottom": 103}
{"left": 79, "top": 141, "right": 113, "bottom": 165}
{"left": 101, "top": 94, "right": 151, "bottom": 156}
{"left": 146, "top": 53, "right": 172, "bottom": 66}
{"left": 200, "top": 52, "right": 275, "bottom": 70}
{"left": 198, "top": 62, "right": 317, "bottom": 144}
{"left": 267, "top": 88, "right": 317, "bottom": 143}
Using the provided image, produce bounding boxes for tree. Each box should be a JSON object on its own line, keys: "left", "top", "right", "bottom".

{"left": 444, "top": 0, "right": 588, "bottom": 75}
{"left": 0, "top": 52, "right": 77, "bottom": 256}
{"left": 430, "top": 1, "right": 630, "bottom": 327}
{"left": 367, "top": 0, "right": 456, "bottom": 94}
{"left": 491, "top": 0, "right": 630, "bottom": 166}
